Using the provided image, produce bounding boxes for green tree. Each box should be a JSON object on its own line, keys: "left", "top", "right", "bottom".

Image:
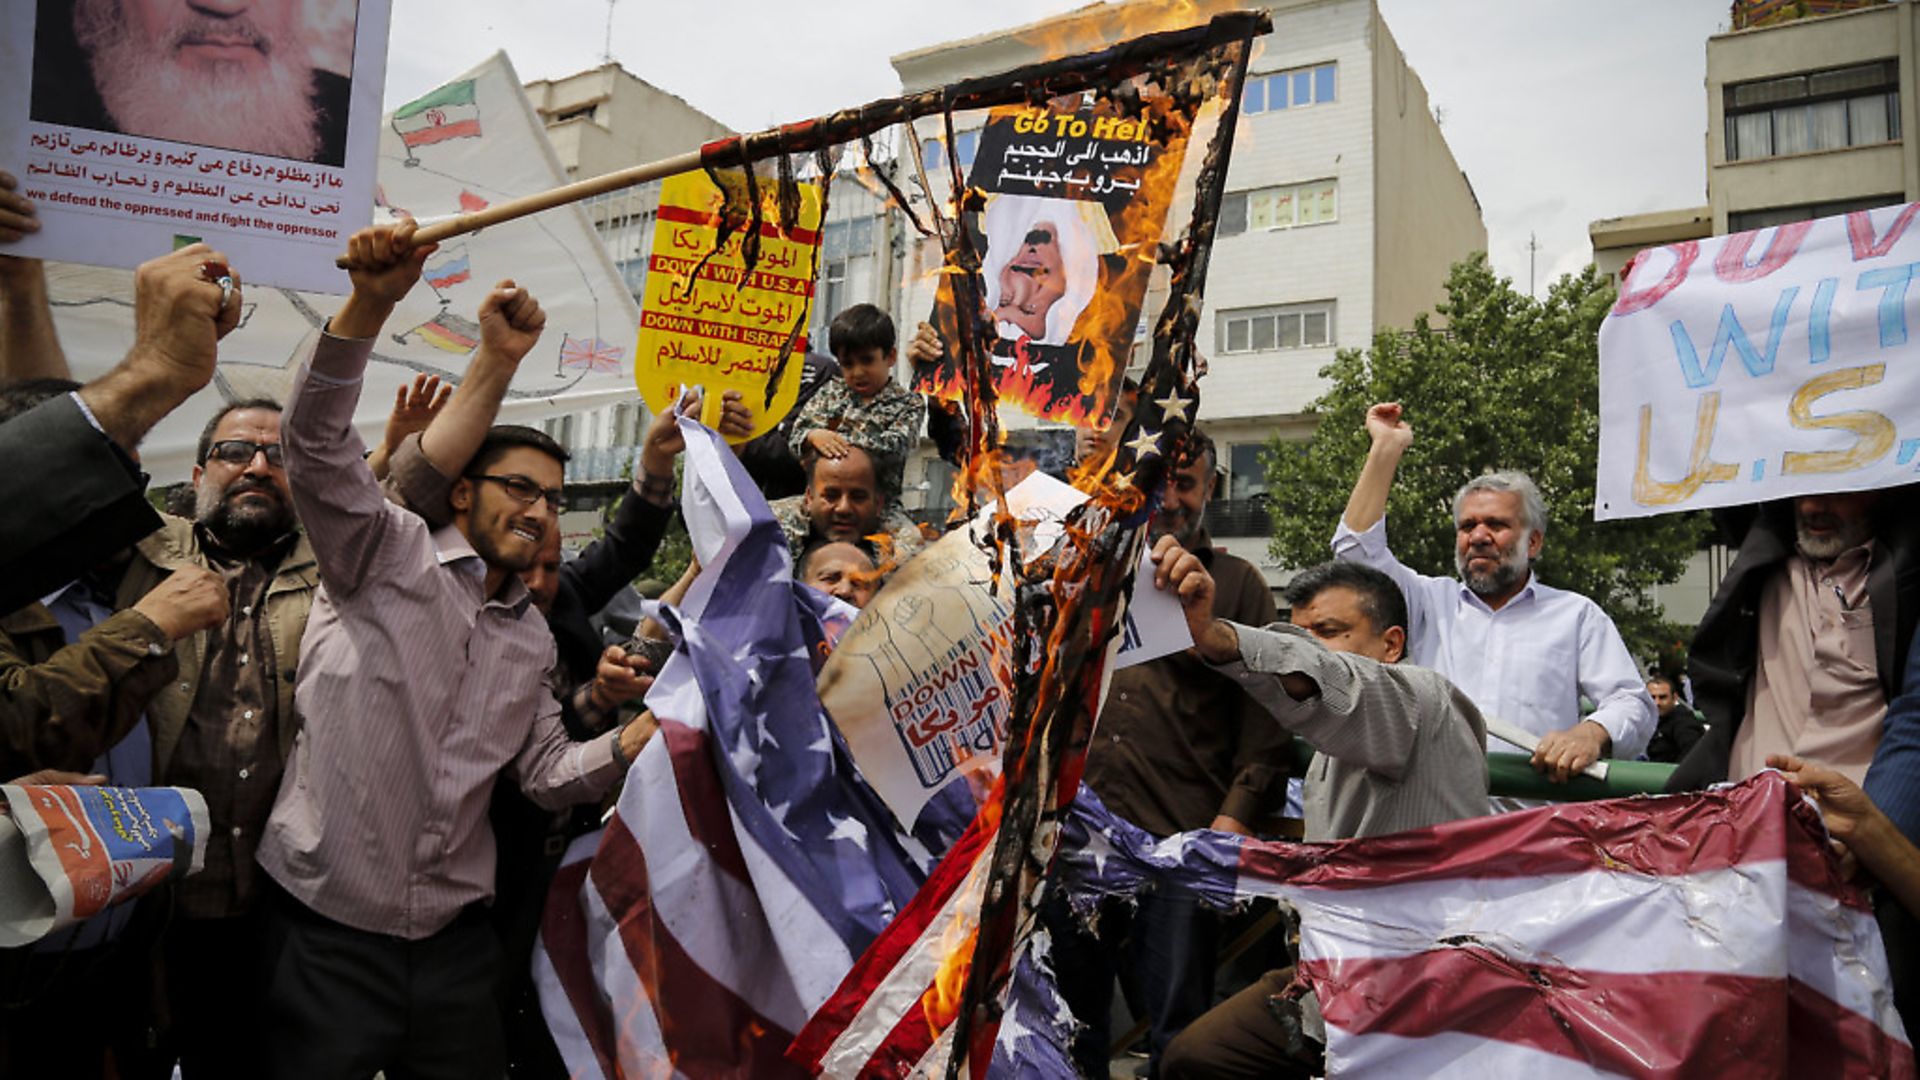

{"left": 1261, "top": 252, "right": 1707, "bottom": 658}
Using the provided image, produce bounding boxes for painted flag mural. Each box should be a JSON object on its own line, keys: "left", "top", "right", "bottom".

{"left": 393, "top": 79, "right": 482, "bottom": 151}
{"left": 424, "top": 246, "right": 473, "bottom": 291}
{"left": 559, "top": 334, "right": 625, "bottom": 374}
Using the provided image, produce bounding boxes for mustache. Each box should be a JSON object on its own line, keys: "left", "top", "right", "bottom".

{"left": 223, "top": 478, "right": 283, "bottom": 501}
{"left": 167, "top": 14, "right": 272, "bottom": 52}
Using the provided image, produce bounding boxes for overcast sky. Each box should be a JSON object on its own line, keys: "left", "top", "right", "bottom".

{"left": 383, "top": 0, "right": 1732, "bottom": 295}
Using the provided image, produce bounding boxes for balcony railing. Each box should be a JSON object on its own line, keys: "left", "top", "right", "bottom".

{"left": 1207, "top": 496, "right": 1272, "bottom": 537}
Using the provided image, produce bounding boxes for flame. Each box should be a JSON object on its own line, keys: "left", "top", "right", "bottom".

{"left": 920, "top": 922, "right": 980, "bottom": 1035}
{"left": 1009, "top": 0, "right": 1230, "bottom": 61}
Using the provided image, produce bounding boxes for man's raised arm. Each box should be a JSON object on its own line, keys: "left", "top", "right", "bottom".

{"left": 282, "top": 222, "right": 435, "bottom": 596}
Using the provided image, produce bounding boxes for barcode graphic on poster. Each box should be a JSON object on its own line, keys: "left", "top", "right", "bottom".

{"left": 891, "top": 639, "right": 1007, "bottom": 790}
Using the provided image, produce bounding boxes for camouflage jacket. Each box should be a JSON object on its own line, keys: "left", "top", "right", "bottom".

{"left": 785, "top": 376, "right": 925, "bottom": 505}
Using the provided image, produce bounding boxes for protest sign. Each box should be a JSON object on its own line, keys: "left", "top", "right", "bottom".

{"left": 0, "top": 784, "right": 208, "bottom": 947}
{"left": 1596, "top": 202, "right": 1920, "bottom": 520}
{"left": 633, "top": 171, "right": 823, "bottom": 443}
{"left": 819, "top": 472, "right": 1181, "bottom": 829}
{"left": 0, "top": 0, "right": 391, "bottom": 292}
{"left": 37, "top": 53, "right": 641, "bottom": 483}
{"left": 914, "top": 103, "right": 1188, "bottom": 426}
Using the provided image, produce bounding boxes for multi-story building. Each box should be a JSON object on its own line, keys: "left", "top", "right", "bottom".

{"left": 891, "top": 0, "right": 1484, "bottom": 586}
{"left": 1588, "top": 0, "right": 1914, "bottom": 623}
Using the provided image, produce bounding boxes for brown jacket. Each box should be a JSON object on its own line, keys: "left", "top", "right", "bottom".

{"left": 0, "top": 597, "right": 175, "bottom": 779}
{"left": 113, "top": 517, "right": 318, "bottom": 779}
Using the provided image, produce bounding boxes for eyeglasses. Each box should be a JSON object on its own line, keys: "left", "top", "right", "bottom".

{"left": 206, "top": 440, "right": 284, "bottom": 467}
{"left": 468, "top": 473, "right": 565, "bottom": 513}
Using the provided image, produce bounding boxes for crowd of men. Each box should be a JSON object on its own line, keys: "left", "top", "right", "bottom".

{"left": 1, "top": 171, "right": 1918, "bottom": 1080}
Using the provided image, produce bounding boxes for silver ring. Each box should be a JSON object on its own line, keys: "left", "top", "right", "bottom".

{"left": 216, "top": 275, "right": 234, "bottom": 311}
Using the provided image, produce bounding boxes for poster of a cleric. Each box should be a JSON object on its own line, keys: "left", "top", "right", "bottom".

{"left": 914, "top": 102, "right": 1184, "bottom": 426}
{"left": 0, "top": 0, "right": 390, "bottom": 292}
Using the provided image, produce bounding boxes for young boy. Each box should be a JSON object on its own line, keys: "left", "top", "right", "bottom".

{"left": 787, "top": 303, "right": 925, "bottom": 509}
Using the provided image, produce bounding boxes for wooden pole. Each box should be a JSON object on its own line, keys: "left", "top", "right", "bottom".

{"left": 334, "top": 148, "right": 705, "bottom": 267}
{"left": 334, "top": 10, "right": 1273, "bottom": 269}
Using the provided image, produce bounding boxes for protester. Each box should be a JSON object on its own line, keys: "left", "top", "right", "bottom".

{"left": 772, "top": 445, "right": 924, "bottom": 562}
{"left": 0, "top": 378, "right": 228, "bottom": 1080}
{"left": 787, "top": 303, "right": 925, "bottom": 514}
{"left": 1149, "top": 550, "right": 1490, "bottom": 1078}
{"left": 255, "top": 220, "right": 649, "bottom": 1078}
{"left": 1334, "top": 401, "right": 1654, "bottom": 785}
{"left": 737, "top": 349, "right": 842, "bottom": 499}
{"left": 798, "top": 539, "right": 879, "bottom": 609}
{"left": 1052, "top": 426, "right": 1286, "bottom": 1076}
{"left": 380, "top": 338, "right": 746, "bottom": 1079}
{"left": 0, "top": 242, "right": 242, "bottom": 615}
{"left": 1670, "top": 488, "right": 1920, "bottom": 790}
{"left": 1645, "top": 673, "right": 1706, "bottom": 765}
{"left": 32, "top": 0, "right": 354, "bottom": 166}
{"left": 366, "top": 373, "right": 452, "bottom": 481}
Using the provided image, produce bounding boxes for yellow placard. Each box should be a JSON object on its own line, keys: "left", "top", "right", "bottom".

{"left": 634, "top": 171, "right": 823, "bottom": 442}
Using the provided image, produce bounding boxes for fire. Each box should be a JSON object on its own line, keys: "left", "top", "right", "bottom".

{"left": 1010, "top": 0, "right": 1232, "bottom": 60}
{"left": 920, "top": 922, "right": 980, "bottom": 1035}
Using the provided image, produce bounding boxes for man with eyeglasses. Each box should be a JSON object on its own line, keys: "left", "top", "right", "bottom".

{"left": 254, "top": 220, "right": 651, "bottom": 1079}
{"left": 111, "top": 394, "right": 320, "bottom": 1079}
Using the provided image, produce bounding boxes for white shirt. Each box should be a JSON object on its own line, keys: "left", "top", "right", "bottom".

{"left": 1331, "top": 517, "right": 1655, "bottom": 759}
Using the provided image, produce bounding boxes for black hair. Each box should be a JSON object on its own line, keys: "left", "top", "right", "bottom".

{"left": 797, "top": 537, "right": 877, "bottom": 578}
{"left": 1283, "top": 560, "right": 1410, "bottom": 638}
{"left": 196, "top": 398, "right": 283, "bottom": 464}
{"left": 468, "top": 424, "right": 570, "bottom": 476}
{"left": 827, "top": 303, "right": 895, "bottom": 359}
{"left": 1645, "top": 673, "right": 1675, "bottom": 693}
{"left": 0, "top": 377, "right": 83, "bottom": 425}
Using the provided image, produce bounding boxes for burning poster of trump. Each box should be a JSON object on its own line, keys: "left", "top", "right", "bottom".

{"left": 915, "top": 102, "right": 1187, "bottom": 426}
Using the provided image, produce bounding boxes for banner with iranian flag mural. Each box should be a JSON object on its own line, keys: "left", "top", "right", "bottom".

{"left": 393, "top": 80, "right": 482, "bottom": 157}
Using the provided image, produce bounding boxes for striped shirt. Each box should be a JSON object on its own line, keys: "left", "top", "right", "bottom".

{"left": 256, "top": 331, "right": 625, "bottom": 940}
{"left": 1215, "top": 622, "right": 1489, "bottom": 842}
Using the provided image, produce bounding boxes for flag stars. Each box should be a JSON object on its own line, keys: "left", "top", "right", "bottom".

{"left": 1124, "top": 428, "right": 1162, "bottom": 459}
{"left": 827, "top": 815, "right": 870, "bottom": 851}
{"left": 1153, "top": 387, "right": 1192, "bottom": 419}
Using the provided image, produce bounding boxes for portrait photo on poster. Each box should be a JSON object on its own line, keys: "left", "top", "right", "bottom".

{"left": 981, "top": 193, "right": 1102, "bottom": 348}
{"left": 30, "top": 0, "right": 360, "bottom": 167}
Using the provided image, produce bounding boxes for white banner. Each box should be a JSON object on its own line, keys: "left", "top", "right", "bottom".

{"left": 36, "top": 53, "right": 642, "bottom": 483}
{"left": 1596, "top": 202, "right": 1920, "bottom": 520}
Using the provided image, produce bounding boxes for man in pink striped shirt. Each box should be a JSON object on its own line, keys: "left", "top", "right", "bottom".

{"left": 255, "top": 221, "right": 649, "bottom": 1079}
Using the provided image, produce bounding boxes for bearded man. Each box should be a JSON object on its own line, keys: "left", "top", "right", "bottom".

{"left": 32, "top": 0, "right": 351, "bottom": 166}
{"left": 1332, "top": 402, "right": 1654, "bottom": 789}
{"left": 114, "top": 397, "right": 320, "bottom": 1078}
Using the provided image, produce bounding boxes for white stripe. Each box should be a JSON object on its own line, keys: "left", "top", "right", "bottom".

{"left": 1785, "top": 880, "right": 1913, "bottom": 1046}
{"left": 816, "top": 851, "right": 991, "bottom": 1077}
{"left": 1329, "top": 1028, "right": 1635, "bottom": 1079}
{"left": 531, "top": 939, "right": 608, "bottom": 1080}
{"left": 579, "top": 873, "right": 679, "bottom": 1078}
{"left": 617, "top": 731, "right": 813, "bottom": 1033}
{"left": 731, "top": 800, "right": 857, "bottom": 1014}
{"left": 1279, "top": 862, "right": 1794, "bottom": 978}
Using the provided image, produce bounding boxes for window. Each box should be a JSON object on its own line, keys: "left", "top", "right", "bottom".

{"left": 920, "top": 129, "right": 981, "bottom": 175}
{"left": 1217, "top": 301, "right": 1335, "bottom": 354}
{"left": 1725, "top": 60, "right": 1900, "bottom": 162}
{"left": 1220, "top": 179, "right": 1338, "bottom": 236}
{"left": 1229, "top": 443, "right": 1268, "bottom": 501}
{"left": 1728, "top": 193, "right": 1904, "bottom": 233}
{"left": 813, "top": 216, "right": 882, "bottom": 343}
{"left": 1243, "top": 62, "right": 1337, "bottom": 115}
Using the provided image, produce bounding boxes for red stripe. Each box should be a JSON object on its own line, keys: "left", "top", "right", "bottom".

{"left": 788, "top": 809, "right": 997, "bottom": 1069}
{"left": 1788, "top": 975, "right": 1919, "bottom": 1078}
{"left": 658, "top": 719, "right": 753, "bottom": 885}
{"left": 589, "top": 816, "right": 807, "bottom": 1078}
{"left": 538, "top": 854, "right": 620, "bottom": 1079}
{"left": 1306, "top": 950, "right": 1784, "bottom": 1077}
{"left": 1239, "top": 773, "right": 1868, "bottom": 909}
{"left": 401, "top": 119, "right": 481, "bottom": 147}
{"left": 657, "top": 203, "right": 821, "bottom": 247}
{"left": 856, "top": 997, "right": 939, "bottom": 1078}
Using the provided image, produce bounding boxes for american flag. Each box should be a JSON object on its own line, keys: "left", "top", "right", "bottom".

{"left": 531, "top": 416, "right": 951, "bottom": 1078}
{"left": 559, "top": 334, "right": 626, "bottom": 374}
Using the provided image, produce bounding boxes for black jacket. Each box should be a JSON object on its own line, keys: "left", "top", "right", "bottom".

{"left": 1668, "top": 489, "right": 1920, "bottom": 792}
{"left": 0, "top": 395, "right": 160, "bottom": 617}
{"left": 547, "top": 490, "right": 674, "bottom": 691}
